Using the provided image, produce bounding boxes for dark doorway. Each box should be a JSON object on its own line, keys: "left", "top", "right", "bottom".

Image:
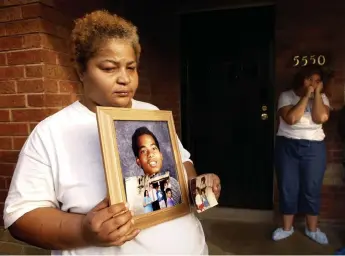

{"left": 181, "top": 5, "right": 275, "bottom": 210}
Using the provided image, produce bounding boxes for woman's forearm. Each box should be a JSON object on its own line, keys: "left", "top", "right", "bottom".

{"left": 183, "top": 161, "right": 197, "bottom": 181}
{"left": 9, "top": 208, "right": 87, "bottom": 250}
{"left": 312, "top": 92, "right": 329, "bottom": 124}
{"left": 283, "top": 96, "right": 309, "bottom": 125}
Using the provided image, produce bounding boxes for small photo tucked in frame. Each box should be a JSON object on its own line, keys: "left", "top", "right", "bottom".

{"left": 190, "top": 175, "right": 218, "bottom": 213}
{"left": 96, "top": 107, "right": 190, "bottom": 230}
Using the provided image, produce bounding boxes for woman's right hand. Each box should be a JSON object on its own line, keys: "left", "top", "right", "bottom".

{"left": 81, "top": 198, "right": 140, "bottom": 247}
{"left": 305, "top": 86, "right": 315, "bottom": 98}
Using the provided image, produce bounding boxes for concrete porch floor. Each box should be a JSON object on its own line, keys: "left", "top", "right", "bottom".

{"left": 0, "top": 208, "right": 344, "bottom": 255}
{"left": 201, "top": 208, "right": 345, "bottom": 255}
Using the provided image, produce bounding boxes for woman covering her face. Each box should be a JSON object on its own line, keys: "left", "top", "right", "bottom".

{"left": 273, "top": 66, "right": 330, "bottom": 245}
{"left": 3, "top": 10, "right": 217, "bottom": 255}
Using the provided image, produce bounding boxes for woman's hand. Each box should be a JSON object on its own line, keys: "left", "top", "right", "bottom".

{"left": 305, "top": 86, "right": 315, "bottom": 98}
{"left": 81, "top": 198, "right": 140, "bottom": 247}
{"left": 315, "top": 81, "right": 323, "bottom": 94}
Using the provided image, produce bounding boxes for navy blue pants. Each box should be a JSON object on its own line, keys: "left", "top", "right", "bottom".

{"left": 275, "top": 136, "right": 326, "bottom": 215}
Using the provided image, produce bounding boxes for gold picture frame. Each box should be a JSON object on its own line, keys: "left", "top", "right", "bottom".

{"left": 96, "top": 106, "right": 191, "bottom": 230}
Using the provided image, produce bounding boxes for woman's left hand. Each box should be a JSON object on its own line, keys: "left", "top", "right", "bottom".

{"left": 315, "top": 81, "right": 323, "bottom": 93}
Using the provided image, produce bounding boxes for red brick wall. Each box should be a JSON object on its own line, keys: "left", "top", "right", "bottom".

{"left": 0, "top": 0, "right": 108, "bottom": 227}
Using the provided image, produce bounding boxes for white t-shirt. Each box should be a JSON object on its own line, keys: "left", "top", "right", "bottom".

{"left": 3, "top": 100, "right": 207, "bottom": 255}
{"left": 276, "top": 90, "right": 330, "bottom": 141}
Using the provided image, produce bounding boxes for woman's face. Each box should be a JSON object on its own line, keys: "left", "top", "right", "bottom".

{"left": 80, "top": 39, "right": 138, "bottom": 110}
{"left": 303, "top": 73, "right": 321, "bottom": 90}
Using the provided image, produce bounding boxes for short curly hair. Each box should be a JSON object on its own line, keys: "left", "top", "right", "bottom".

{"left": 71, "top": 10, "right": 141, "bottom": 72}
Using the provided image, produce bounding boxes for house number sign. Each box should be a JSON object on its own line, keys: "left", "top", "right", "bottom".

{"left": 293, "top": 55, "right": 326, "bottom": 67}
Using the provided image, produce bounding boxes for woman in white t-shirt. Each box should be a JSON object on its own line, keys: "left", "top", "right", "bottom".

{"left": 272, "top": 66, "right": 330, "bottom": 245}
{"left": 3, "top": 10, "right": 222, "bottom": 255}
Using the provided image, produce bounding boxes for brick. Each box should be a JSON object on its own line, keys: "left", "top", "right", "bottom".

{"left": 43, "top": 79, "right": 58, "bottom": 92}
{"left": 0, "top": 66, "right": 24, "bottom": 80}
{"left": 17, "top": 79, "right": 43, "bottom": 93}
{"left": 8, "top": 50, "right": 42, "bottom": 65}
{"left": 28, "top": 94, "right": 71, "bottom": 107}
{"left": 0, "top": 81, "right": 16, "bottom": 94}
{"left": 0, "top": 53, "right": 6, "bottom": 66}
{"left": 21, "top": 2, "right": 41, "bottom": 19}
{"left": 0, "top": 164, "right": 15, "bottom": 176}
{"left": 29, "top": 122, "right": 38, "bottom": 132}
{"left": 56, "top": 52, "right": 72, "bottom": 66}
{"left": 0, "top": 123, "right": 28, "bottom": 136}
{"left": 0, "top": 95, "right": 26, "bottom": 108}
{"left": 2, "top": 0, "right": 40, "bottom": 6}
{"left": 0, "top": 178, "right": 6, "bottom": 189}
{"left": 44, "top": 65, "right": 78, "bottom": 80}
{"left": 13, "top": 136, "right": 27, "bottom": 150}
{"left": 0, "top": 190, "right": 8, "bottom": 203}
{"left": 0, "top": 110, "right": 10, "bottom": 122}
{"left": 7, "top": 49, "right": 56, "bottom": 65}
{"left": 22, "top": 3, "right": 71, "bottom": 27}
{"left": 0, "top": 6, "right": 22, "bottom": 22}
{"left": 5, "top": 176, "right": 12, "bottom": 189}
{"left": 59, "top": 80, "right": 80, "bottom": 93}
{"left": 12, "top": 108, "right": 58, "bottom": 122}
{"left": 22, "top": 34, "right": 42, "bottom": 48}
{"left": 42, "top": 50, "right": 57, "bottom": 64}
{"left": 17, "top": 78, "right": 57, "bottom": 93}
{"left": 25, "top": 65, "right": 43, "bottom": 78}
{"left": 0, "top": 24, "right": 5, "bottom": 37}
{"left": 0, "top": 36, "right": 23, "bottom": 51}
{"left": 41, "top": 19, "right": 69, "bottom": 38}
{"left": 5, "top": 18, "right": 41, "bottom": 36}
{"left": 41, "top": 34, "right": 68, "bottom": 52}
{"left": 0, "top": 137, "right": 12, "bottom": 150}
{"left": 0, "top": 150, "right": 19, "bottom": 163}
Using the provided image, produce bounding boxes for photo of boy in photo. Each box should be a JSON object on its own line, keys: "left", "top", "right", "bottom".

{"left": 125, "top": 126, "right": 181, "bottom": 215}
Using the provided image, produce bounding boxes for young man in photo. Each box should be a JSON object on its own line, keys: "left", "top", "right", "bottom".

{"left": 132, "top": 126, "right": 182, "bottom": 205}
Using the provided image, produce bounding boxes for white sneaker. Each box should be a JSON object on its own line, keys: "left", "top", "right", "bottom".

{"left": 305, "top": 228, "right": 329, "bottom": 245}
{"left": 272, "top": 227, "right": 294, "bottom": 241}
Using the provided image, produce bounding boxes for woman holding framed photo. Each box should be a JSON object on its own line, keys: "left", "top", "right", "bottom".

{"left": 3, "top": 10, "right": 221, "bottom": 255}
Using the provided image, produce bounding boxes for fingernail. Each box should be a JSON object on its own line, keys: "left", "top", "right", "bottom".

{"left": 131, "top": 210, "right": 134, "bottom": 216}
{"left": 131, "top": 219, "right": 135, "bottom": 224}
{"left": 125, "top": 203, "right": 130, "bottom": 209}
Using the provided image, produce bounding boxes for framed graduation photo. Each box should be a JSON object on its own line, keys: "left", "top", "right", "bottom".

{"left": 96, "top": 107, "right": 191, "bottom": 230}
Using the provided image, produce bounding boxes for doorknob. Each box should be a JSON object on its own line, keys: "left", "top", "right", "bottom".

{"left": 261, "top": 113, "right": 268, "bottom": 120}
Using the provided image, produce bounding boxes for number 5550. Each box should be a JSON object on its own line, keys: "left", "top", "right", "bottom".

{"left": 293, "top": 55, "right": 326, "bottom": 67}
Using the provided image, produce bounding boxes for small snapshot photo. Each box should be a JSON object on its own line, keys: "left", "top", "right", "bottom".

{"left": 115, "top": 121, "right": 182, "bottom": 216}
{"left": 190, "top": 175, "right": 218, "bottom": 213}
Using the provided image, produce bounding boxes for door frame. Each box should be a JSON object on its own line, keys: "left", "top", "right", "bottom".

{"left": 179, "top": 4, "right": 277, "bottom": 209}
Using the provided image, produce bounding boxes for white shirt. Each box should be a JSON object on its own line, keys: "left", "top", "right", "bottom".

{"left": 3, "top": 100, "right": 207, "bottom": 255}
{"left": 149, "top": 188, "right": 157, "bottom": 202}
{"left": 195, "top": 194, "right": 202, "bottom": 206}
{"left": 276, "top": 90, "right": 330, "bottom": 141}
